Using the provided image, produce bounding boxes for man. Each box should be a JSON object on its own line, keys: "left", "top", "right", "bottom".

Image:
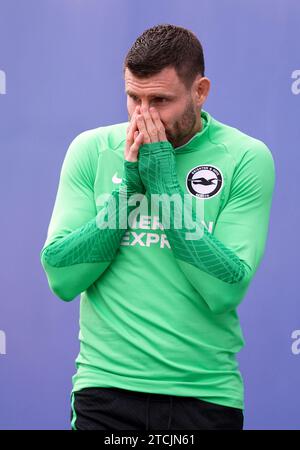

{"left": 40, "top": 24, "right": 275, "bottom": 430}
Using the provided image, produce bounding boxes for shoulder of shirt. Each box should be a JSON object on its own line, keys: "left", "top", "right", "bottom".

{"left": 61, "top": 122, "right": 128, "bottom": 187}
{"left": 68, "top": 121, "right": 128, "bottom": 156}
{"left": 208, "top": 114, "right": 275, "bottom": 170}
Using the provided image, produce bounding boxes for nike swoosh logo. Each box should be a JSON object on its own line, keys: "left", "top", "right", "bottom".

{"left": 112, "top": 172, "right": 122, "bottom": 184}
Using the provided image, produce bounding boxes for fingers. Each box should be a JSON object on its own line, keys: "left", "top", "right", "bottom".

{"left": 136, "top": 114, "right": 151, "bottom": 143}
{"left": 126, "top": 106, "right": 140, "bottom": 155}
{"left": 127, "top": 106, "right": 140, "bottom": 140}
{"left": 126, "top": 105, "right": 167, "bottom": 160}
{"left": 149, "top": 107, "right": 167, "bottom": 141}
{"left": 139, "top": 107, "right": 159, "bottom": 142}
{"left": 126, "top": 131, "right": 144, "bottom": 162}
{"left": 136, "top": 106, "right": 166, "bottom": 143}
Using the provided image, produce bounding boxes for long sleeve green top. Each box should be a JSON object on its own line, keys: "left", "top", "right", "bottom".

{"left": 40, "top": 110, "right": 275, "bottom": 410}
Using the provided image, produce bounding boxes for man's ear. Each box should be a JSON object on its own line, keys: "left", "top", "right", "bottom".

{"left": 194, "top": 76, "right": 210, "bottom": 107}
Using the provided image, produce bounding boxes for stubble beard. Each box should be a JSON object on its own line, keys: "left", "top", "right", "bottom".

{"left": 165, "top": 98, "right": 199, "bottom": 148}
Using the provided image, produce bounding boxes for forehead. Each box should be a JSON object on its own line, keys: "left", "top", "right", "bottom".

{"left": 124, "top": 66, "right": 185, "bottom": 96}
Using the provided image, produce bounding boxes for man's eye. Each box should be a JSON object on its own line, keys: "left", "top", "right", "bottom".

{"left": 128, "top": 95, "right": 169, "bottom": 103}
{"left": 154, "top": 98, "right": 168, "bottom": 103}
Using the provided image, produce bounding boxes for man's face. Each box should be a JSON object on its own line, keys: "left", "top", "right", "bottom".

{"left": 124, "top": 66, "right": 201, "bottom": 148}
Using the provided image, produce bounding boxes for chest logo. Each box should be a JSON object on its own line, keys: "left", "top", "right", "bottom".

{"left": 112, "top": 172, "right": 122, "bottom": 184}
{"left": 186, "top": 165, "right": 223, "bottom": 199}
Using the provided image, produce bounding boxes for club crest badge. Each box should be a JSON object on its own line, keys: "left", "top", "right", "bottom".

{"left": 186, "top": 165, "right": 223, "bottom": 199}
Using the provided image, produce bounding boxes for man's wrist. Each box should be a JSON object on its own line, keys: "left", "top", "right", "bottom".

{"left": 120, "top": 159, "right": 145, "bottom": 195}
{"left": 138, "top": 140, "right": 173, "bottom": 156}
{"left": 138, "top": 142, "right": 182, "bottom": 195}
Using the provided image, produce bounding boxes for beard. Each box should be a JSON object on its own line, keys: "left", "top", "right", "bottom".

{"left": 164, "top": 98, "right": 198, "bottom": 148}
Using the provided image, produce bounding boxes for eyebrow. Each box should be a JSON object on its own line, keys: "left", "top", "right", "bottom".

{"left": 125, "top": 89, "right": 176, "bottom": 100}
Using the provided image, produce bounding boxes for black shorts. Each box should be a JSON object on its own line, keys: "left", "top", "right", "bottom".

{"left": 70, "top": 387, "right": 244, "bottom": 430}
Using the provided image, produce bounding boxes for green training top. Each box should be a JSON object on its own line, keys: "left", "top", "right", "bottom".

{"left": 40, "top": 110, "right": 275, "bottom": 410}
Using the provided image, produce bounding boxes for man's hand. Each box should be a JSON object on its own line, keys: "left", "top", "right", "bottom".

{"left": 136, "top": 106, "right": 167, "bottom": 143}
{"left": 125, "top": 106, "right": 144, "bottom": 162}
{"left": 136, "top": 106, "right": 178, "bottom": 195}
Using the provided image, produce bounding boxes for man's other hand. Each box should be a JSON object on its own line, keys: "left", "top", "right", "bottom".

{"left": 137, "top": 106, "right": 167, "bottom": 143}
{"left": 125, "top": 105, "right": 144, "bottom": 162}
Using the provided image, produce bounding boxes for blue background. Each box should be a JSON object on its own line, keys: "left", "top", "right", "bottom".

{"left": 0, "top": 0, "right": 299, "bottom": 429}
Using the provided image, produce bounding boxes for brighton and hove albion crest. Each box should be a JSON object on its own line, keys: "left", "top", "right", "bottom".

{"left": 186, "top": 165, "right": 223, "bottom": 199}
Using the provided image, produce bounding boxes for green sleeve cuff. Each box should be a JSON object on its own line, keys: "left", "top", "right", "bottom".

{"left": 139, "top": 141, "right": 174, "bottom": 155}
{"left": 121, "top": 159, "right": 145, "bottom": 195}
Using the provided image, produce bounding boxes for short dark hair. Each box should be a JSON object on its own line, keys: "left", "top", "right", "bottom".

{"left": 123, "top": 24, "right": 205, "bottom": 89}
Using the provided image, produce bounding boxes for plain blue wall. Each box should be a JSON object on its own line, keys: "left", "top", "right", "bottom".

{"left": 0, "top": 0, "right": 299, "bottom": 429}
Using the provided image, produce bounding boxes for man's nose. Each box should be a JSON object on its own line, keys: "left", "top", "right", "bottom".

{"left": 140, "top": 100, "right": 150, "bottom": 110}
